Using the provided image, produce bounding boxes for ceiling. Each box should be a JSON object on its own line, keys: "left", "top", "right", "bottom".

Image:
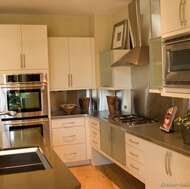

{"left": 0, "top": 0, "right": 132, "bottom": 16}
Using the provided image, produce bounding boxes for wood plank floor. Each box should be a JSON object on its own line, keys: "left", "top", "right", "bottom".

{"left": 69, "top": 164, "right": 145, "bottom": 189}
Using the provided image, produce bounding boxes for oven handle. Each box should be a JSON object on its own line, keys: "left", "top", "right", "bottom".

{"left": 0, "top": 83, "right": 47, "bottom": 89}
{"left": 2, "top": 119, "right": 49, "bottom": 126}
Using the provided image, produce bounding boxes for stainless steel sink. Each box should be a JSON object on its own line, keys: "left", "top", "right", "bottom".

{"left": 0, "top": 146, "right": 52, "bottom": 175}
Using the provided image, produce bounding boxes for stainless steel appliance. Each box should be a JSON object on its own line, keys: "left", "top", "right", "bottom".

{"left": 110, "top": 114, "right": 158, "bottom": 128}
{"left": 1, "top": 117, "right": 50, "bottom": 144}
{"left": 0, "top": 73, "right": 48, "bottom": 118}
{"left": 0, "top": 73, "right": 50, "bottom": 144}
{"left": 163, "top": 35, "right": 190, "bottom": 88}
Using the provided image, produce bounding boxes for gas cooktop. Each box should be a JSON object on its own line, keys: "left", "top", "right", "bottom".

{"left": 110, "top": 114, "right": 158, "bottom": 127}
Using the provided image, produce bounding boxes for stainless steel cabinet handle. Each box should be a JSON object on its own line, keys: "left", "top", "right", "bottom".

{"left": 92, "top": 122, "right": 97, "bottom": 126}
{"left": 20, "top": 54, "right": 23, "bottom": 68}
{"left": 183, "top": 0, "right": 187, "bottom": 25}
{"left": 130, "top": 163, "right": 139, "bottom": 170}
{"left": 129, "top": 139, "right": 139, "bottom": 144}
{"left": 165, "top": 151, "right": 169, "bottom": 175}
{"left": 70, "top": 74, "right": 73, "bottom": 87}
{"left": 108, "top": 127, "right": 113, "bottom": 143}
{"left": 68, "top": 74, "right": 70, "bottom": 87}
{"left": 168, "top": 152, "right": 172, "bottom": 176}
{"left": 23, "top": 54, "right": 25, "bottom": 68}
{"left": 129, "top": 151, "right": 139, "bottom": 158}
{"left": 179, "top": 0, "right": 184, "bottom": 25}
{"left": 61, "top": 122, "right": 75, "bottom": 128}
{"left": 92, "top": 131, "right": 97, "bottom": 135}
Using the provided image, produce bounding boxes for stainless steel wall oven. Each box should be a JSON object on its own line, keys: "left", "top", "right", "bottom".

{"left": 0, "top": 73, "right": 50, "bottom": 144}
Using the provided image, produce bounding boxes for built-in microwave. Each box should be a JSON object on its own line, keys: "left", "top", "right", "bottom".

{"left": 163, "top": 35, "right": 190, "bottom": 88}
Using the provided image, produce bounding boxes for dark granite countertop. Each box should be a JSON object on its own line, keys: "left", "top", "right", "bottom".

{"left": 0, "top": 130, "right": 81, "bottom": 189}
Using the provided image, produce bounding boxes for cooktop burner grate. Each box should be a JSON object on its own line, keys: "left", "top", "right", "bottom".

{"left": 111, "top": 114, "right": 158, "bottom": 126}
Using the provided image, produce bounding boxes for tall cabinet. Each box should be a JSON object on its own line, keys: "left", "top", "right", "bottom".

{"left": 0, "top": 25, "right": 48, "bottom": 70}
{"left": 48, "top": 37, "right": 96, "bottom": 91}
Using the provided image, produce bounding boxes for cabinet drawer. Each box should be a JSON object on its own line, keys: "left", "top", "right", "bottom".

{"left": 53, "top": 144, "right": 87, "bottom": 163}
{"left": 52, "top": 126, "right": 85, "bottom": 146}
{"left": 52, "top": 117, "right": 85, "bottom": 128}
{"left": 126, "top": 144, "right": 145, "bottom": 165}
{"left": 90, "top": 135, "right": 100, "bottom": 149}
{"left": 90, "top": 126, "right": 100, "bottom": 139}
{"left": 89, "top": 118, "right": 100, "bottom": 130}
{"left": 126, "top": 156, "right": 145, "bottom": 179}
{"left": 125, "top": 133, "right": 145, "bottom": 151}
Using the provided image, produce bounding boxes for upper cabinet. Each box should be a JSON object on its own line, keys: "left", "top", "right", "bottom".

{"left": 48, "top": 37, "right": 96, "bottom": 91}
{"left": 0, "top": 25, "right": 49, "bottom": 71}
{"left": 160, "top": 0, "right": 190, "bottom": 38}
{"left": 99, "top": 50, "right": 131, "bottom": 90}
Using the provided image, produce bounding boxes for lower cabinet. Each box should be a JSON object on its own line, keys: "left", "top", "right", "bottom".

{"left": 125, "top": 133, "right": 146, "bottom": 182}
{"left": 146, "top": 141, "right": 190, "bottom": 189}
{"left": 51, "top": 117, "right": 88, "bottom": 166}
{"left": 100, "top": 122, "right": 126, "bottom": 165}
{"left": 88, "top": 117, "right": 100, "bottom": 149}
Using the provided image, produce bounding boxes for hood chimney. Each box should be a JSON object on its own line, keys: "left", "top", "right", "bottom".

{"left": 111, "top": 0, "right": 151, "bottom": 67}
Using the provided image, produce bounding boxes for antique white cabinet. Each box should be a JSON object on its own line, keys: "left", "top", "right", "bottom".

{"left": 125, "top": 133, "right": 146, "bottom": 183}
{"left": 160, "top": 0, "right": 190, "bottom": 38}
{"left": 51, "top": 117, "right": 88, "bottom": 166}
{"left": 48, "top": 37, "right": 96, "bottom": 91}
{"left": 99, "top": 50, "right": 131, "bottom": 89}
{"left": 146, "top": 141, "right": 190, "bottom": 189}
{"left": 89, "top": 117, "right": 100, "bottom": 149}
{"left": 0, "top": 25, "right": 48, "bottom": 70}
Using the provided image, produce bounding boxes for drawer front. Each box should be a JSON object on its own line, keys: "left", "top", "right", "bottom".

{"left": 53, "top": 143, "right": 87, "bottom": 163}
{"left": 90, "top": 126, "right": 100, "bottom": 139}
{"left": 51, "top": 117, "right": 85, "bottom": 128}
{"left": 52, "top": 127, "right": 85, "bottom": 146}
{"left": 125, "top": 133, "right": 145, "bottom": 151}
{"left": 89, "top": 118, "right": 100, "bottom": 130}
{"left": 126, "top": 156, "right": 145, "bottom": 179}
{"left": 126, "top": 144, "right": 145, "bottom": 165}
{"left": 90, "top": 135, "right": 100, "bottom": 149}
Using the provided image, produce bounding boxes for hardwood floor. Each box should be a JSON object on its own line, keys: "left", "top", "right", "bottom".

{"left": 69, "top": 164, "right": 145, "bottom": 189}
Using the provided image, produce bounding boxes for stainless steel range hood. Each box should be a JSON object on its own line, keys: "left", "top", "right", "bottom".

{"left": 112, "top": 0, "right": 151, "bottom": 67}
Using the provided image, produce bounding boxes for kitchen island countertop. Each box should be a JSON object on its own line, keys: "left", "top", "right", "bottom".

{"left": 0, "top": 130, "right": 81, "bottom": 189}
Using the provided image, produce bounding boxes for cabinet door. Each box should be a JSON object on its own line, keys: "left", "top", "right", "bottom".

{"left": 69, "top": 38, "right": 95, "bottom": 89}
{"left": 112, "top": 127, "right": 126, "bottom": 165}
{"left": 22, "top": 25, "right": 48, "bottom": 70}
{"left": 48, "top": 37, "right": 70, "bottom": 90}
{"left": 146, "top": 142, "right": 173, "bottom": 189}
{"left": 160, "top": 0, "right": 183, "bottom": 35}
{"left": 0, "top": 25, "right": 22, "bottom": 70}
{"left": 100, "top": 122, "right": 111, "bottom": 156}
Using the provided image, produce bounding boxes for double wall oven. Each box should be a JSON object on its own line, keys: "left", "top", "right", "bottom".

{"left": 0, "top": 73, "right": 50, "bottom": 144}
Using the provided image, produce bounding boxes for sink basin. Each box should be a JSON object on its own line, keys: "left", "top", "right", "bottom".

{"left": 0, "top": 146, "right": 52, "bottom": 175}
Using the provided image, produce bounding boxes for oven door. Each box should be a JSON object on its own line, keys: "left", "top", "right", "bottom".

{"left": 1, "top": 117, "right": 50, "bottom": 145}
{"left": 0, "top": 83, "right": 48, "bottom": 118}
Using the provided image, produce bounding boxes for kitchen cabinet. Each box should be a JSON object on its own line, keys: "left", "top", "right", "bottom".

{"left": 160, "top": 0, "right": 190, "bottom": 38}
{"left": 48, "top": 37, "right": 96, "bottom": 91}
{"left": 51, "top": 117, "right": 88, "bottom": 166}
{"left": 146, "top": 141, "right": 190, "bottom": 189}
{"left": 125, "top": 133, "right": 146, "bottom": 183}
{"left": 89, "top": 117, "right": 100, "bottom": 149}
{"left": 100, "top": 50, "right": 131, "bottom": 89}
{"left": 149, "top": 37, "right": 163, "bottom": 93}
{"left": 0, "top": 25, "right": 48, "bottom": 71}
{"left": 100, "top": 122, "right": 126, "bottom": 165}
